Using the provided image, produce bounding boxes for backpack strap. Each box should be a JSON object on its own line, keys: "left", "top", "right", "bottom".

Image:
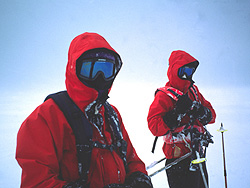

{"left": 44, "top": 91, "right": 93, "bottom": 182}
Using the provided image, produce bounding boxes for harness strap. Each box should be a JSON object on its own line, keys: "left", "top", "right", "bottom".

{"left": 151, "top": 137, "right": 158, "bottom": 153}
{"left": 45, "top": 91, "right": 93, "bottom": 181}
{"left": 151, "top": 130, "right": 170, "bottom": 153}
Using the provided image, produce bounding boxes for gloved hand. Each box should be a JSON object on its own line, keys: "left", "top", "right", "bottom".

{"left": 174, "top": 94, "right": 212, "bottom": 126}
{"left": 125, "top": 171, "right": 153, "bottom": 188}
{"left": 163, "top": 110, "right": 178, "bottom": 129}
{"left": 103, "top": 183, "right": 128, "bottom": 188}
{"left": 163, "top": 94, "right": 194, "bottom": 129}
{"left": 63, "top": 178, "right": 88, "bottom": 188}
{"left": 191, "top": 102, "right": 212, "bottom": 125}
{"left": 175, "top": 94, "right": 193, "bottom": 114}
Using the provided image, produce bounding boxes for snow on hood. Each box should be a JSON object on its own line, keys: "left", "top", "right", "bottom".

{"left": 166, "top": 50, "right": 198, "bottom": 93}
{"left": 65, "top": 32, "right": 121, "bottom": 110}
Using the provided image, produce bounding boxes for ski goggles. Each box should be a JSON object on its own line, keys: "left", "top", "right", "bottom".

{"left": 178, "top": 66, "right": 196, "bottom": 80}
{"left": 79, "top": 59, "right": 116, "bottom": 81}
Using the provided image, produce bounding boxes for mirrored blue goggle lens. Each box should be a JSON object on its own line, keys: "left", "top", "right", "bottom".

{"left": 179, "top": 67, "right": 195, "bottom": 77}
{"left": 80, "top": 60, "right": 115, "bottom": 79}
{"left": 184, "top": 67, "right": 195, "bottom": 76}
{"left": 92, "top": 61, "right": 114, "bottom": 79}
{"left": 80, "top": 61, "right": 92, "bottom": 78}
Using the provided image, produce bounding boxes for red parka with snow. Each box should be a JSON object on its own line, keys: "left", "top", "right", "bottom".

{"left": 16, "top": 33, "right": 148, "bottom": 188}
{"left": 147, "top": 50, "right": 216, "bottom": 159}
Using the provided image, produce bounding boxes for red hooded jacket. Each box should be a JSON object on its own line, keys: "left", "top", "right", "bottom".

{"left": 147, "top": 50, "right": 216, "bottom": 159}
{"left": 16, "top": 33, "right": 147, "bottom": 188}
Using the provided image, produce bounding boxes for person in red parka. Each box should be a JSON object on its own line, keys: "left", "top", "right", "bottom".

{"left": 16, "top": 32, "right": 153, "bottom": 188}
{"left": 147, "top": 50, "right": 216, "bottom": 188}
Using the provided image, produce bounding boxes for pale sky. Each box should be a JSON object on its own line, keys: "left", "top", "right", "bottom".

{"left": 1, "top": 0, "right": 250, "bottom": 93}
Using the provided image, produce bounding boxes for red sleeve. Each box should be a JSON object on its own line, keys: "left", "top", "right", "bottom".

{"left": 112, "top": 106, "right": 148, "bottom": 176}
{"left": 16, "top": 101, "right": 68, "bottom": 188}
{"left": 194, "top": 85, "right": 216, "bottom": 124}
{"left": 147, "top": 91, "right": 174, "bottom": 136}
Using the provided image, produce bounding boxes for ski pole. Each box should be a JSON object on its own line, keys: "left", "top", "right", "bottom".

{"left": 146, "top": 157, "right": 166, "bottom": 170}
{"left": 217, "top": 123, "right": 228, "bottom": 188}
{"left": 193, "top": 151, "right": 208, "bottom": 188}
{"left": 149, "top": 152, "right": 192, "bottom": 177}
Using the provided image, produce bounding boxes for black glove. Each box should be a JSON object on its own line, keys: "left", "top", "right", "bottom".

{"left": 103, "top": 183, "right": 128, "bottom": 188}
{"left": 192, "top": 102, "right": 212, "bottom": 125}
{"left": 167, "top": 94, "right": 212, "bottom": 126}
{"left": 63, "top": 178, "right": 88, "bottom": 188}
{"left": 175, "top": 94, "right": 193, "bottom": 114}
{"left": 163, "top": 94, "right": 193, "bottom": 129}
{"left": 163, "top": 109, "right": 178, "bottom": 129}
{"left": 125, "top": 171, "right": 153, "bottom": 188}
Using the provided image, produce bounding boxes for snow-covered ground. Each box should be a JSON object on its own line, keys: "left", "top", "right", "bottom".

{"left": 1, "top": 82, "right": 250, "bottom": 187}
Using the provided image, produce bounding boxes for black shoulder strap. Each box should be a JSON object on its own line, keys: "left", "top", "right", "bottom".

{"left": 151, "top": 136, "right": 158, "bottom": 153}
{"left": 151, "top": 130, "right": 170, "bottom": 154}
{"left": 45, "top": 91, "right": 93, "bottom": 143}
{"left": 45, "top": 91, "right": 93, "bottom": 182}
